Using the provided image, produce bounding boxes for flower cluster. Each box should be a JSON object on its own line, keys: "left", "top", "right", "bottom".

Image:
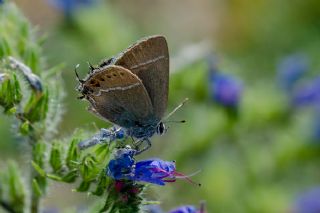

{"left": 105, "top": 145, "right": 203, "bottom": 211}
{"left": 278, "top": 53, "right": 320, "bottom": 141}
{"left": 277, "top": 53, "right": 320, "bottom": 108}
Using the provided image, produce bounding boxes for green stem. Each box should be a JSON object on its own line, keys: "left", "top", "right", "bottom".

{"left": 30, "top": 149, "right": 40, "bottom": 213}
{"left": 30, "top": 192, "right": 39, "bottom": 213}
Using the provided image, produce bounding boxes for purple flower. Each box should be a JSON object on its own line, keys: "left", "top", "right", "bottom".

{"left": 293, "top": 187, "right": 320, "bottom": 213}
{"left": 291, "top": 76, "right": 320, "bottom": 108}
{"left": 209, "top": 72, "right": 242, "bottom": 108}
{"left": 107, "top": 148, "right": 197, "bottom": 186}
{"left": 277, "top": 54, "right": 309, "bottom": 92}
{"left": 48, "top": 0, "right": 95, "bottom": 18}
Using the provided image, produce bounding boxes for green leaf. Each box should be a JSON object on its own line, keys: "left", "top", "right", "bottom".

{"left": 0, "top": 73, "right": 22, "bottom": 112}
{"left": 61, "top": 169, "right": 78, "bottom": 183}
{"left": 0, "top": 37, "right": 11, "bottom": 58}
{"left": 80, "top": 154, "right": 100, "bottom": 182}
{"left": 31, "top": 161, "right": 46, "bottom": 177}
{"left": 49, "top": 141, "right": 63, "bottom": 174}
{"left": 32, "top": 179, "right": 42, "bottom": 198}
{"left": 25, "top": 48, "right": 39, "bottom": 74}
{"left": 7, "top": 161, "right": 26, "bottom": 212}
{"left": 23, "top": 90, "right": 49, "bottom": 123}
{"left": 46, "top": 174, "right": 63, "bottom": 182}
{"left": 66, "top": 138, "right": 80, "bottom": 170}
{"left": 19, "top": 120, "right": 32, "bottom": 135}
{"left": 91, "top": 170, "right": 109, "bottom": 196}
{"left": 76, "top": 181, "right": 92, "bottom": 192}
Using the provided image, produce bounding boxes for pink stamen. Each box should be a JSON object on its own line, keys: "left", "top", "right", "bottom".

{"left": 163, "top": 179, "right": 176, "bottom": 183}
{"left": 173, "top": 171, "right": 201, "bottom": 186}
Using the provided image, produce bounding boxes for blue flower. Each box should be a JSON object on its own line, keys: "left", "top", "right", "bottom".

{"left": 48, "top": 0, "right": 95, "bottom": 18}
{"left": 209, "top": 72, "right": 242, "bottom": 108}
{"left": 107, "top": 148, "right": 196, "bottom": 186}
{"left": 133, "top": 158, "right": 177, "bottom": 185}
{"left": 291, "top": 76, "right": 320, "bottom": 107}
{"left": 293, "top": 187, "right": 320, "bottom": 213}
{"left": 277, "top": 54, "right": 309, "bottom": 92}
{"left": 107, "top": 148, "right": 135, "bottom": 180}
{"left": 168, "top": 205, "right": 200, "bottom": 213}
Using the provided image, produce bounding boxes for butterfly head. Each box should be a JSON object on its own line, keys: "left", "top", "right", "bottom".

{"left": 75, "top": 64, "right": 95, "bottom": 100}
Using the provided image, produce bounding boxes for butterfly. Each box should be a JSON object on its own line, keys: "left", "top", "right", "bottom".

{"left": 76, "top": 35, "right": 185, "bottom": 154}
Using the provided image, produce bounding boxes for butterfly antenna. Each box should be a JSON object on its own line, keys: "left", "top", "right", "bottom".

{"left": 163, "top": 98, "right": 189, "bottom": 121}
{"left": 74, "top": 64, "right": 84, "bottom": 84}
{"left": 165, "top": 120, "right": 186, "bottom": 123}
{"left": 87, "top": 61, "right": 95, "bottom": 72}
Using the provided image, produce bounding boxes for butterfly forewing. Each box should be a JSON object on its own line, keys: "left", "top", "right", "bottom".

{"left": 84, "top": 65, "right": 153, "bottom": 128}
{"left": 114, "top": 35, "right": 169, "bottom": 120}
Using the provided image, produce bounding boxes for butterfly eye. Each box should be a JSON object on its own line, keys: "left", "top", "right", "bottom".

{"left": 157, "top": 122, "right": 166, "bottom": 135}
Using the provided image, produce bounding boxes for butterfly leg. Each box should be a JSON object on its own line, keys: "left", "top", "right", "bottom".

{"left": 134, "top": 138, "right": 151, "bottom": 155}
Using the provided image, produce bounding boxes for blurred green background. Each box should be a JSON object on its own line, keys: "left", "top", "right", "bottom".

{"left": 1, "top": 0, "right": 320, "bottom": 212}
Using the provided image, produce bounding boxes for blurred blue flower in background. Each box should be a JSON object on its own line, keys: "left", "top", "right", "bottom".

{"left": 208, "top": 56, "right": 242, "bottom": 109}
{"left": 312, "top": 108, "right": 320, "bottom": 141}
{"left": 48, "top": 0, "right": 96, "bottom": 19}
{"left": 144, "top": 204, "right": 205, "bottom": 213}
{"left": 277, "top": 54, "right": 309, "bottom": 92}
{"left": 143, "top": 205, "right": 164, "bottom": 213}
{"left": 293, "top": 187, "right": 320, "bottom": 213}
{"left": 291, "top": 76, "right": 320, "bottom": 108}
{"left": 168, "top": 205, "right": 197, "bottom": 213}
{"left": 209, "top": 72, "right": 243, "bottom": 109}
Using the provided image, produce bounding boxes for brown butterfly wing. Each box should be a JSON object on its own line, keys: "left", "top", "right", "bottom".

{"left": 114, "top": 35, "right": 169, "bottom": 120}
{"left": 84, "top": 65, "right": 153, "bottom": 128}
